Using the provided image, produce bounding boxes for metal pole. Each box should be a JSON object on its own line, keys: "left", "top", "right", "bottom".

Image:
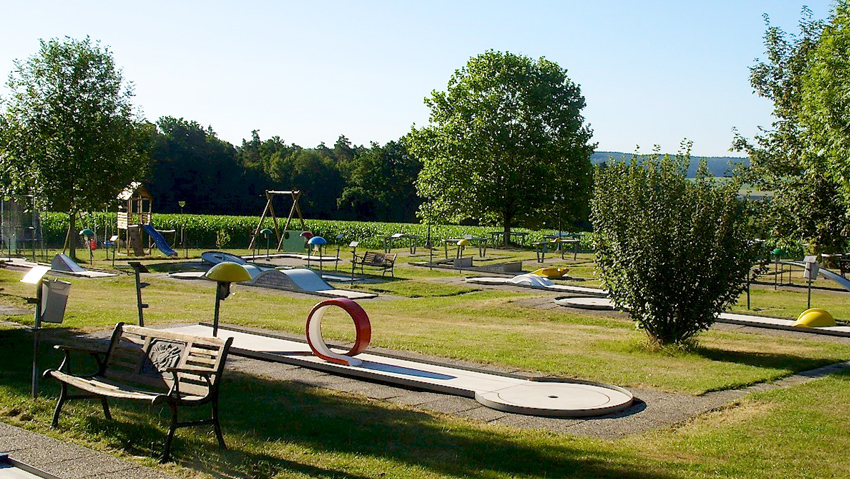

{"left": 213, "top": 285, "right": 222, "bottom": 337}
{"left": 29, "top": 227, "right": 35, "bottom": 263}
{"left": 774, "top": 257, "right": 778, "bottom": 291}
{"left": 129, "top": 262, "right": 148, "bottom": 326}
{"left": 807, "top": 278, "right": 812, "bottom": 310}
{"left": 31, "top": 278, "right": 43, "bottom": 398}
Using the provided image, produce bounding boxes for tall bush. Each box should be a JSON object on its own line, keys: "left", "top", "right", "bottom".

{"left": 591, "top": 146, "right": 758, "bottom": 346}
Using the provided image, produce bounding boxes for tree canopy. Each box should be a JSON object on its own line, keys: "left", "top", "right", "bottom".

{"left": 734, "top": 5, "right": 850, "bottom": 253}
{"left": 0, "top": 36, "right": 148, "bottom": 257}
{"left": 338, "top": 139, "right": 421, "bottom": 222}
{"left": 408, "top": 50, "right": 595, "bottom": 241}
{"left": 800, "top": 1, "right": 850, "bottom": 207}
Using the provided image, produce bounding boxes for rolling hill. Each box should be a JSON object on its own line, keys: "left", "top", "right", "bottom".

{"left": 591, "top": 151, "right": 749, "bottom": 177}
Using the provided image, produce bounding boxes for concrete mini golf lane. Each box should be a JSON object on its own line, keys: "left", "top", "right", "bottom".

{"left": 165, "top": 324, "right": 633, "bottom": 418}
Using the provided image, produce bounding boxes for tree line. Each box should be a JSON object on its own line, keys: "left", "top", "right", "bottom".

{"left": 145, "top": 118, "right": 422, "bottom": 223}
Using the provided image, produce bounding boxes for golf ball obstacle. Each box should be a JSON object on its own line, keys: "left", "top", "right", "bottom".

{"left": 306, "top": 298, "right": 372, "bottom": 366}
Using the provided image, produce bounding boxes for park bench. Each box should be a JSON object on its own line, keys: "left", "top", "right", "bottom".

{"left": 352, "top": 251, "right": 397, "bottom": 277}
{"left": 44, "top": 322, "right": 233, "bottom": 462}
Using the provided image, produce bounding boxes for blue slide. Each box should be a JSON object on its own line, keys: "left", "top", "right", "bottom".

{"left": 142, "top": 224, "right": 178, "bottom": 257}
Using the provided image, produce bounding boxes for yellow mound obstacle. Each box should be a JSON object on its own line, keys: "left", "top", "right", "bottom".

{"left": 531, "top": 267, "right": 569, "bottom": 278}
{"left": 792, "top": 308, "right": 836, "bottom": 328}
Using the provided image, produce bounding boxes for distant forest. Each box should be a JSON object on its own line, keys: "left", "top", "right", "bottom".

{"left": 143, "top": 118, "right": 749, "bottom": 222}
{"left": 146, "top": 117, "right": 421, "bottom": 222}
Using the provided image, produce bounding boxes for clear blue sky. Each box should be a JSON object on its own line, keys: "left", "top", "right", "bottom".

{"left": 0, "top": 0, "right": 833, "bottom": 157}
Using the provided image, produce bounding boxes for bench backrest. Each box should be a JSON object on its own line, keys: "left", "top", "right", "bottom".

{"left": 362, "top": 252, "right": 395, "bottom": 266}
{"left": 102, "top": 323, "right": 231, "bottom": 397}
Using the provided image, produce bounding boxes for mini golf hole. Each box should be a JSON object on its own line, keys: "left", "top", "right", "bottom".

{"left": 548, "top": 395, "right": 559, "bottom": 399}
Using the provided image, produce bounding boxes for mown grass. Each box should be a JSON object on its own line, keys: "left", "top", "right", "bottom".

{"left": 2, "top": 257, "right": 850, "bottom": 394}
{"left": 2, "top": 246, "right": 850, "bottom": 477}
{"left": 2, "top": 325, "right": 849, "bottom": 479}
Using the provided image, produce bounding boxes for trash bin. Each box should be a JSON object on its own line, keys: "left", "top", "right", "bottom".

{"left": 40, "top": 279, "right": 70, "bottom": 324}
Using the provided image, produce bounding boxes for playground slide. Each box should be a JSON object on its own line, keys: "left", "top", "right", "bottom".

{"left": 787, "top": 261, "right": 850, "bottom": 292}
{"left": 142, "top": 224, "right": 178, "bottom": 257}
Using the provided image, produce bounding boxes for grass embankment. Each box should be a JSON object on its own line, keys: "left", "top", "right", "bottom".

{"left": 1, "top": 247, "right": 850, "bottom": 478}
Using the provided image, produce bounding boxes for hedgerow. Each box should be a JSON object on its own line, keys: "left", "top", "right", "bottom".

{"left": 39, "top": 212, "right": 591, "bottom": 251}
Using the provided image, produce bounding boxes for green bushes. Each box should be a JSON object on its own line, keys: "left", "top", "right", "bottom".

{"left": 39, "top": 212, "right": 587, "bottom": 251}
{"left": 591, "top": 148, "right": 759, "bottom": 346}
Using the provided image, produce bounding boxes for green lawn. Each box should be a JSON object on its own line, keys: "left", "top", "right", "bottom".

{"left": 1, "top": 247, "right": 849, "bottom": 478}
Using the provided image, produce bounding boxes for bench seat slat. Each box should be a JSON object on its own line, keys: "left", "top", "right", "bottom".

{"left": 48, "top": 371, "right": 203, "bottom": 402}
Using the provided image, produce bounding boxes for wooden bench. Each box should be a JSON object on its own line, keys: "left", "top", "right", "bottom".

{"left": 44, "top": 323, "right": 233, "bottom": 462}
{"left": 352, "top": 251, "right": 397, "bottom": 277}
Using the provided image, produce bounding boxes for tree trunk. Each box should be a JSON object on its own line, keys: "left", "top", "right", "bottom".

{"left": 502, "top": 211, "right": 512, "bottom": 247}
{"left": 67, "top": 211, "right": 77, "bottom": 261}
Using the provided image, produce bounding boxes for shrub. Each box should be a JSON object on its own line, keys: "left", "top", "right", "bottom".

{"left": 590, "top": 146, "right": 758, "bottom": 346}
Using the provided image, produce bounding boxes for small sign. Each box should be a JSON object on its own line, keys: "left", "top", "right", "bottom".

{"left": 803, "top": 256, "right": 820, "bottom": 280}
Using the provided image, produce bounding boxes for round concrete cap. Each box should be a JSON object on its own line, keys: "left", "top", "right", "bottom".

{"left": 555, "top": 297, "right": 616, "bottom": 310}
{"left": 476, "top": 380, "right": 633, "bottom": 417}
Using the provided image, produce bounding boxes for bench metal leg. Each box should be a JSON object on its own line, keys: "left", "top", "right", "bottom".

{"left": 212, "top": 400, "right": 226, "bottom": 450}
{"left": 51, "top": 383, "right": 68, "bottom": 427}
{"left": 49, "top": 383, "right": 111, "bottom": 427}
{"left": 101, "top": 398, "right": 112, "bottom": 420}
{"left": 162, "top": 404, "right": 178, "bottom": 463}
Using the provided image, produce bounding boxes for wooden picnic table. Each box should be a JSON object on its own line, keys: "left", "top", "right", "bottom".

{"left": 543, "top": 234, "right": 581, "bottom": 260}
{"left": 488, "top": 231, "right": 528, "bottom": 247}
{"left": 383, "top": 233, "right": 421, "bottom": 254}
{"left": 443, "top": 236, "right": 488, "bottom": 259}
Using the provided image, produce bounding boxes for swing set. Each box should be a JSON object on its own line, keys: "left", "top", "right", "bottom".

{"left": 248, "top": 190, "right": 308, "bottom": 252}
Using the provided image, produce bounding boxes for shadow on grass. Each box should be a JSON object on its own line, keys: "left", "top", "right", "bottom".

{"left": 693, "top": 344, "right": 843, "bottom": 374}
{"left": 2, "top": 327, "right": 677, "bottom": 478}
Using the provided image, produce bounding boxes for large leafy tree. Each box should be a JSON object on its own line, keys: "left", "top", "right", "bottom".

{"left": 801, "top": 1, "right": 850, "bottom": 211}
{"left": 0, "top": 37, "right": 148, "bottom": 258}
{"left": 338, "top": 139, "right": 421, "bottom": 222}
{"left": 733, "top": 7, "right": 850, "bottom": 253}
{"left": 408, "top": 51, "right": 595, "bottom": 242}
{"left": 592, "top": 146, "right": 758, "bottom": 346}
{"left": 150, "top": 117, "right": 253, "bottom": 215}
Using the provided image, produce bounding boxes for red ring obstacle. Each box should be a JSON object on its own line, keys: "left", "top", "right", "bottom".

{"left": 305, "top": 298, "right": 371, "bottom": 366}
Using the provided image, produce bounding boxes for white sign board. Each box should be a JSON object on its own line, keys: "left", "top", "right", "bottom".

{"left": 803, "top": 256, "right": 820, "bottom": 280}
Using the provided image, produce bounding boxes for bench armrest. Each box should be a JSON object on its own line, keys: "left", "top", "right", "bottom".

{"left": 53, "top": 343, "right": 109, "bottom": 355}
{"left": 50, "top": 343, "right": 108, "bottom": 374}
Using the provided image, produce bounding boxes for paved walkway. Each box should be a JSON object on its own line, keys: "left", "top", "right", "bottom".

{"left": 0, "top": 422, "right": 178, "bottom": 479}
{"left": 215, "top": 324, "right": 850, "bottom": 439}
